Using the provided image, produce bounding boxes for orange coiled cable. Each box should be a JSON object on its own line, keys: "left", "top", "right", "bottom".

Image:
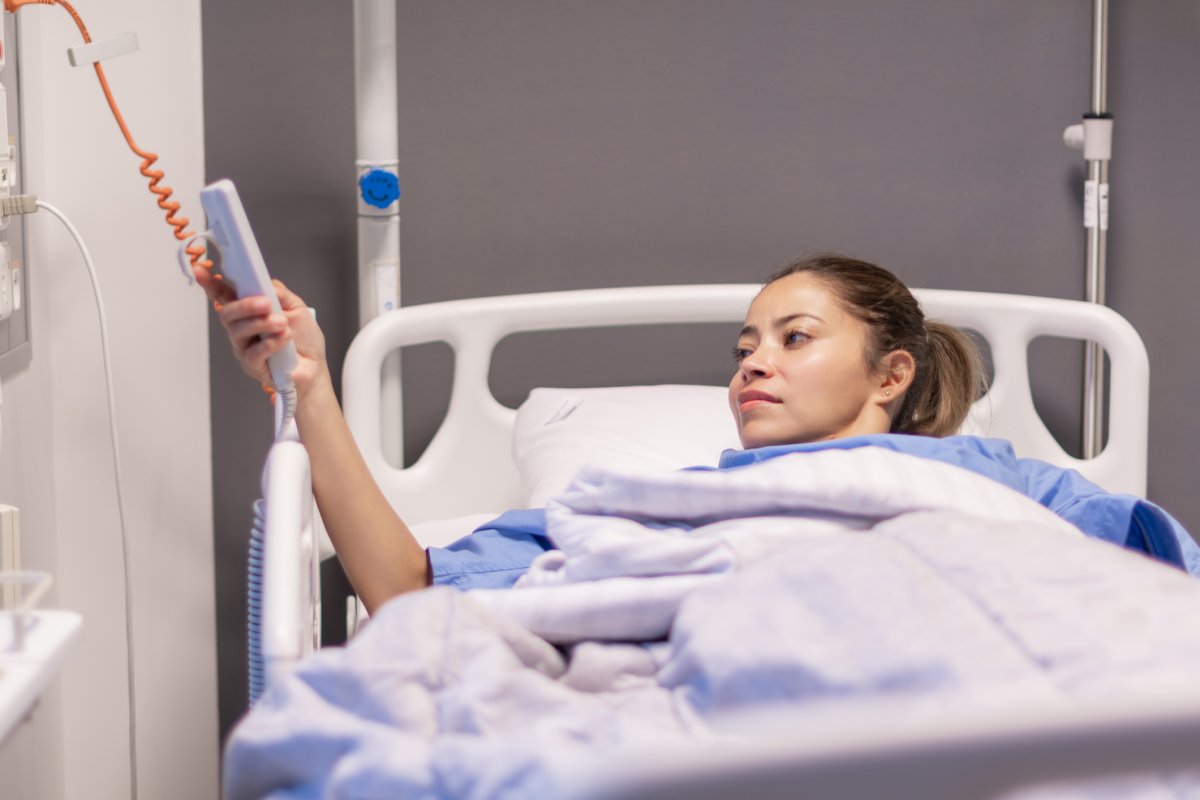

{"left": 8, "top": 0, "right": 278, "bottom": 400}
{"left": 6, "top": 0, "right": 213, "bottom": 273}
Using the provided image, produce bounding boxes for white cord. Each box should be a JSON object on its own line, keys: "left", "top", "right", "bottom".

{"left": 276, "top": 386, "right": 297, "bottom": 441}
{"left": 35, "top": 200, "right": 140, "bottom": 800}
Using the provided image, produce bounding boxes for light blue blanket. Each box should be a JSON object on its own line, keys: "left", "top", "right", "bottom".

{"left": 226, "top": 450, "right": 1200, "bottom": 799}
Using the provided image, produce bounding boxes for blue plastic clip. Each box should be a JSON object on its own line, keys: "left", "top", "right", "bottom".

{"left": 359, "top": 169, "right": 401, "bottom": 209}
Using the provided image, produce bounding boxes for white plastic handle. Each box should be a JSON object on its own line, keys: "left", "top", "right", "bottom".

{"left": 177, "top": 231, "right": 216, "bottom": 285}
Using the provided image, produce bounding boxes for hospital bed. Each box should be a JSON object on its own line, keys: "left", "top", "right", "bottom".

{"left": 243, "top": 284, "right": 1200, "bottom": 799}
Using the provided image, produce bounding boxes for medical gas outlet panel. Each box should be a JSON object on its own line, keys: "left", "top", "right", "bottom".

{"left": 0, "top": 11, "right": 28, "bottom": 362}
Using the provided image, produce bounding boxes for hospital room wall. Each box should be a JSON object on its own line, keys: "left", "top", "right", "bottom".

{"left": 202, "top": 1, "right": 1200, "bottom": 737}
{"left": 0, "top": 1, "right": 217, "bottom": 799}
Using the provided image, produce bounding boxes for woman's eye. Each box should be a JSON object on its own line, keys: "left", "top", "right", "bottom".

{"left": 784, "top": 330, "right": 811, "bottom": 346}
{"left": 731, "top": 345, "right": 752, "bottom": 362}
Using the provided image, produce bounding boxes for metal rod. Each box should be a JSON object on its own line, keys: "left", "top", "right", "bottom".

{"left": 1091, "top": 0, "right": 1108, "bottom": 114}
{"left": 1082, "top": 0, "right": 1109, "bottom": 460}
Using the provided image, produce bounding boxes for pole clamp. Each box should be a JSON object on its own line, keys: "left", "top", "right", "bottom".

{"left": 1063, "top": 113, "right": 1114, "bottom": 162}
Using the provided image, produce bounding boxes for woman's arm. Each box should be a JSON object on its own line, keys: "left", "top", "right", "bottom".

{"left": 196, "top": 268, "right": 429, "bottom": 613}
{"left": 293, "top": 365, "right": 429, "bottom": 611}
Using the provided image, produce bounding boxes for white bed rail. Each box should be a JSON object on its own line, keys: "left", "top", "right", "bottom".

{"left": 342, "top": 285, "right": 1149, "bottom": 527}
{"left": 342, "top": 285, "right": 761, "bottom": 524}
{"left": 260, "top": 441, "right": 321, "bottom": 687}
{"left": 576, "top": 687, "right": 1200, "bottom": 800}
{"left": 918, "top": 289, "right": 1148, "bottom": 495}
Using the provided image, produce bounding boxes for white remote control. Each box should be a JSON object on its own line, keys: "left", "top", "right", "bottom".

{"left": 199, "top": 179, "right": 298, "bottom": 394}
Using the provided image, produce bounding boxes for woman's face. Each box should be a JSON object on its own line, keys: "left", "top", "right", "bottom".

{"left": 729, "top": 273, "right": 891, "bottom": 448}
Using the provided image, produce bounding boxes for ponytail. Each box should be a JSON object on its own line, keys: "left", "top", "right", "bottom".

{"left": 892, "top": 320, "right": 984, "bottom": 437}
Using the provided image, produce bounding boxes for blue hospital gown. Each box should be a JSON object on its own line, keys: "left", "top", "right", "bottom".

{"left": 428, "top": 435, "right": 1200, "bottom": 590}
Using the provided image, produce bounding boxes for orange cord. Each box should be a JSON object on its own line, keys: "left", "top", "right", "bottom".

{"left": 7, "top": 0, "right": 278, "bottom": 400}
{"left": 7, "top": 0, "right": 213, "bottom": 273}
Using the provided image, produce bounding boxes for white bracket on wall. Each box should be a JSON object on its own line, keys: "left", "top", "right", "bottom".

{"left": 67, "top": 31, "right": 139, "bottom": 67}
{"left": 1063, "top": 115, "right": 1115, "bottom": 236}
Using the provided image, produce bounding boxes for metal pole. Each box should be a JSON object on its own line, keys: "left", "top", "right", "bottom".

{"left": 1082, "top": 0, "right": 1109, "bottom": 459}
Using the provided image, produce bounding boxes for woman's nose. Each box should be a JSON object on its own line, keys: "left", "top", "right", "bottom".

{"left": 740, "top": 351, "right": 771, "bottom": 378}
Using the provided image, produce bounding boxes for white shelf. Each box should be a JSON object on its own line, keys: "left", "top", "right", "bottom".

{"left": 0, "top": 610, "right": 82, "bottom": 742}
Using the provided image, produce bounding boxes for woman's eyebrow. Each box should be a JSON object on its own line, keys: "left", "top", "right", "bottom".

{"left": 772, "top": 311, "right": 820, "bottom": 326}
{"left": 738, "top": 313, "right": 823, "bottom": 338}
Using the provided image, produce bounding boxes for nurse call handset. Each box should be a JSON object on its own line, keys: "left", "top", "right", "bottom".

{"left": 195, "top": 179, "right": 299, "bottom": 401}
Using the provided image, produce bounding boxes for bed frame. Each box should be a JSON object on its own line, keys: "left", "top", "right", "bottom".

{"left": 342, "top": 285, "right": 1148, "bottom": 525}
{"left": 256, "top": 284, "right": 1200, "bottom": 799}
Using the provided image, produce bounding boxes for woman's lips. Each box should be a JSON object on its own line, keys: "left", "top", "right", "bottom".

{"left": 738, "top": 391, "right": 780, "bottom": 412}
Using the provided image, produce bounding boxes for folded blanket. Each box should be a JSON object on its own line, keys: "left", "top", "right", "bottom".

{"left": 470, "top": 448, "right": 1081, "bottom": 642}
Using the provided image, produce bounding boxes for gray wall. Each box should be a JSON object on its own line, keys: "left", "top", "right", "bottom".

{"left": 203, "top": 1, "right": 1200, "bottom": 738}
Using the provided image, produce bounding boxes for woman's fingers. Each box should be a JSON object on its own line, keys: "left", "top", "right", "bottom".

{"left": 207, "top": 279, "right": 318, "bottom": 391}
{"left": 272, "top": 279, "right": 306, "bottom": 312}
{"left": 241, "top": 329, "right": 292, "bottom": 381}
{"left": 194, "top": 266, "right": 237, "bottom": 306}
{"left": 215, "top": 295, "right": 290, "bottom": 373}
{"left": 227, "top": 312, "right": 288, "bottom": 350}
{"left": 217, "top": 295, "right": 272, "bottom": 328}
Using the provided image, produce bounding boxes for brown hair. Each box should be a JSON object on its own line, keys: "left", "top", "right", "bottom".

{"left": 766, "top": 253, "right": 985, "bottom": 437}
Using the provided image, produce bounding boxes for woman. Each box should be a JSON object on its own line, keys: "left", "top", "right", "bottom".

{"left": 198, "top": 254, "right": 1198, "bottom": 612}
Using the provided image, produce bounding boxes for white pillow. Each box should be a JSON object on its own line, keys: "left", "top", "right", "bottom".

{"left": 513, "top": 384, "right": 743, "bottom": 508}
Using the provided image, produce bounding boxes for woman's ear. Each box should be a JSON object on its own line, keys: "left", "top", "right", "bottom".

{"left": 877, "top": 349, "right": 916, "bottom": 405}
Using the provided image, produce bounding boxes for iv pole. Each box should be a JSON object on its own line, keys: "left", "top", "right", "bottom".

{"left": 354, "top": 0, "right": 402, "bottom": 467}
{"left": 1065, "top": 0, "right": 1113, "bottom": 459}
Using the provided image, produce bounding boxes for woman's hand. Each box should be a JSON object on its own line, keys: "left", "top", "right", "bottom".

{"left": 195, "top": 266, "right": 328, "bottom": 399}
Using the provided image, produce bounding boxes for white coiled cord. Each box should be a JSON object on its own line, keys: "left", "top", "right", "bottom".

{"left": 247, "top": 497, "right": 268, "bottom": 703}
{"left": 276, "top": 385, "right": 297, "bottom": 438}
{"left": 247, "top": 384, "right": 298, "bottom": 706}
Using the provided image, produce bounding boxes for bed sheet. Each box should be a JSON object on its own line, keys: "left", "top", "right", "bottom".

{"left": 227, "top": 449, "right": 1200, "bottom": 799}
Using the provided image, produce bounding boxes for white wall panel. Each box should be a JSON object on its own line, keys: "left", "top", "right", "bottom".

{"left": 1, "top": 0, "right": 215, "bottom": 797}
